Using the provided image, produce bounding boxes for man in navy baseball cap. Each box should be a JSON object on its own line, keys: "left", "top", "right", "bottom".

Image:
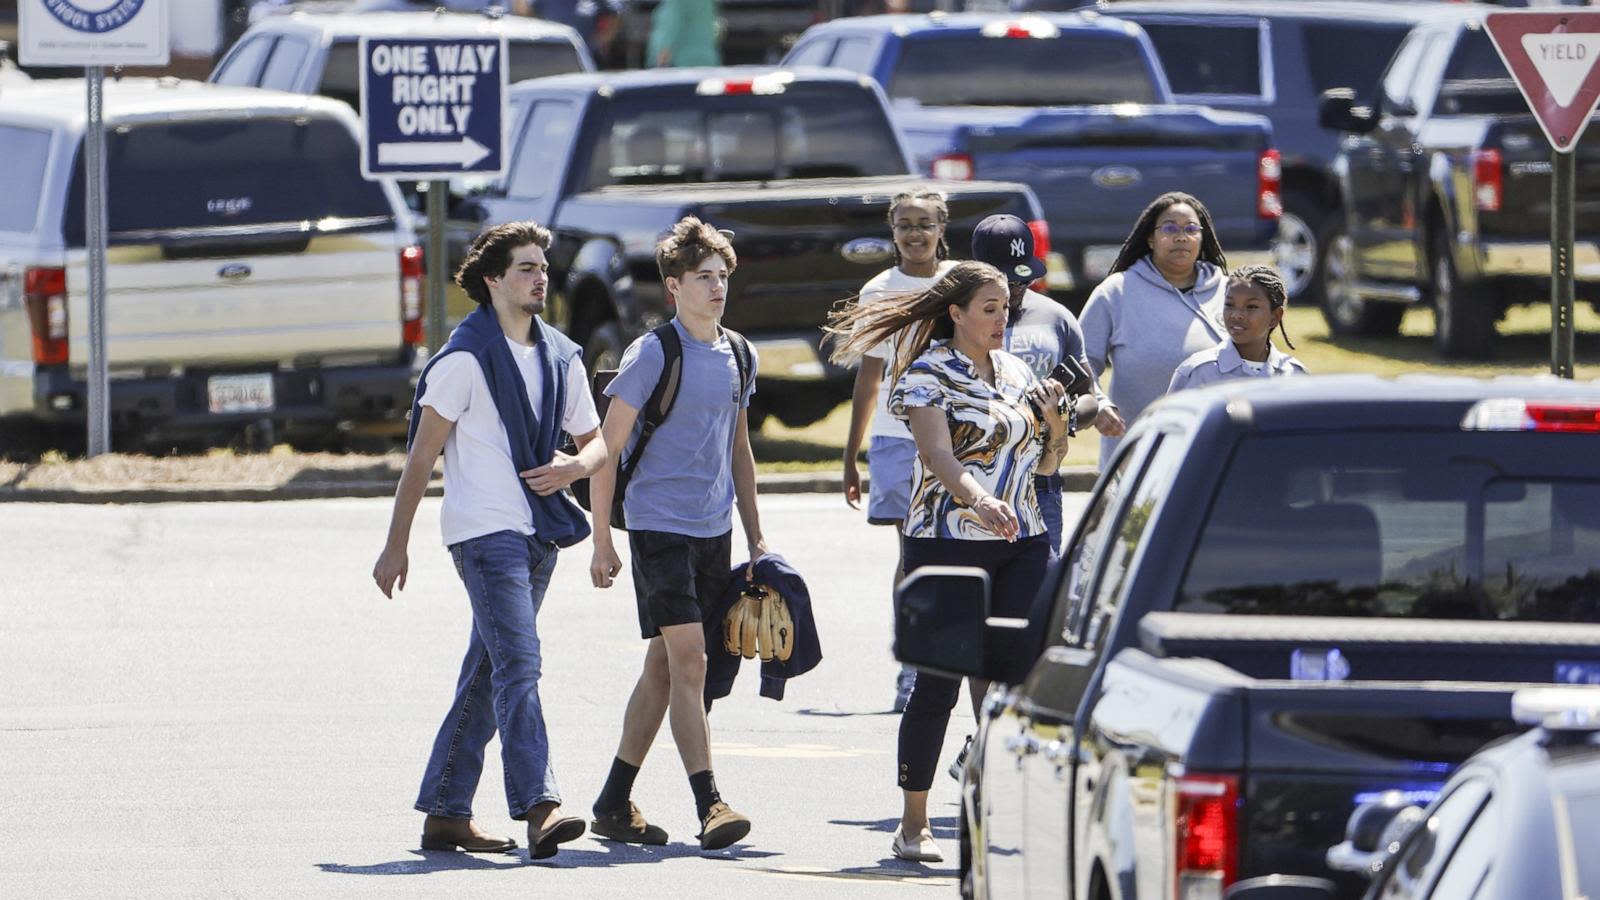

{"left": 971, "top": 214, "right": 1047, "bottom": 285}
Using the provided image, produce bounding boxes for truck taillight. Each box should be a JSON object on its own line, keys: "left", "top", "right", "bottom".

{"left": 1257, "top": 149, "right": 1282, "bottom": 219}
{"left": 1473, "top": 149, "right": 1503, "bottom": 212}
{"left": 1028, "top": 218, "right": 1052, "bottom": 291}
{"left": 1174, "top": 773, "right": 1240, "bottom": 900}
{"left": 24, "top": 266, "right": 68, "bottom": 365}
{"left": 931, "top": 153, "right": 974, "bottom": 181}
{"left": 400, "top": 246, "right": 424, "bottom": 347}
{"left": 1462, "top": 398, "right": 1600, "bottom": 433}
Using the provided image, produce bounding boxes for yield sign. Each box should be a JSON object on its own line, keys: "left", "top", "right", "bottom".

{"left": 1486, "top": 12, "right": 1600, "bottom": 152}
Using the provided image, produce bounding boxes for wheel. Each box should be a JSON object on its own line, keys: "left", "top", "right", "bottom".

{"left": 1319, "top": 223, "right": 1404, "bottom": 336}
{"left": 1275, "top": 189, "right": 1328, "bottom": 306}
{"left": 583, "top": 321, "right": 627, "bottom": 374}
{"left": 1431, "top": 230, "right": 1496, "bottom": 359}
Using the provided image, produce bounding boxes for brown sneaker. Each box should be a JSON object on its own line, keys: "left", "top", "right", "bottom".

{"left": 591, "top": 802, "right": 669, "bottom": 845}
{"left": 528, "top": 814, "right": 586, "bottom": 861}
{"left": 696, "top": 801, "right": 751, "bottom": 851}
{"left": 419, "top": 815, "right": 518, "bottom": 853}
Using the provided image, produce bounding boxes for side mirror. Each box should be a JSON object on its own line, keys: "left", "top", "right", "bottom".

{"left": 1318, "top": 88, "right": 1377, "bottom": 134}
{"left": 1326, "top": 792, "right": 1429, "bottom": 878}
{"left": 1225, "top": 875, "right": 1337, "bottom": 899}
{"left": 894, "top": 566, "right": 1026, "bottom": 682}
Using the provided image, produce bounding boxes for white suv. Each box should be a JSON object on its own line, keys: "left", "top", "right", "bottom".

{"left": 0, "top": 78, "right": 422, "bottom": 447}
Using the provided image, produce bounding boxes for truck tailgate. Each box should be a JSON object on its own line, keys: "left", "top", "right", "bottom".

{"left": 1486, "top": 118, "right": 1600, "bottom": 242}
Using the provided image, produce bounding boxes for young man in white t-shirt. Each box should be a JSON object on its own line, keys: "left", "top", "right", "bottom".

{"left": 373, "top": 221, "right": 606, "bottom": 862}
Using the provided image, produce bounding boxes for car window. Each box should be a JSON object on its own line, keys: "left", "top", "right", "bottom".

{"left": 258, "top": 35, "right": 310, "bottom": 91}
{"left": 1425, "top": 789, "right": 1495, "bottom": 898}
{"left": 829, "top": 36, "right": 877, "bottom": 73}
{"left": 62, "top": 117, "right": 394, "bottom": 245}
{"left": 507, "top": 100, "right": 578, "bottom": 199}
{"left": 1381, "top": 28, "right": 1432, "bottom": 112}
{"left": 889, "top": 34, "right": 1160, "bottom": 106}
{"left": 784, "top": 38, "right": 835, "bottom": 68}
{"left": 1054, "top": 442, "right": 1142, "bottom": 646}
{"left": 1177, "top": 433, "right": 1600, "bottom": 622}
{"left": 1082, "top": 433, "right": 1186, "bottom": 640}
{"left": 582, "top": 85, "right": 904, "bottom": 187}
{"left": 1302, "top": 22, "right": 1411, "bottom": 107}
{"left": 212, "top": 35, "right": 275, "bottom": 87}
{"left": 1137, "top": 21, "right": 1263, "bottom": 98}
{"left": 320, "top": 40, "right": 587, "bottom": 113}
{"left": 0, "top": 125, "right": 52, "bottom": 233}
{"left": 1561, "top": 789, "right": 1600, "bottom": 898}
{"left": 1436, "top": 27, "right": 1526, "bottom": 117}
{"left": 1377, "top": 779, "right": 1490, "bottom": 900}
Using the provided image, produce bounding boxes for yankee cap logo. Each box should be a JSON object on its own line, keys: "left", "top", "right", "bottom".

{"left": 1009, "top": 238, "right": 1026, "bottom": 258}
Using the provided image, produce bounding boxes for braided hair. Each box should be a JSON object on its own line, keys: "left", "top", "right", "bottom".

{"left": 1230, "top": 264, "right": 1295, "bottom": 350}
{"left": 887, "top": 187, "right": 951, "bottom": 269}
{"left": 1106, "top": 191, "right": 1228, "bottom": 277}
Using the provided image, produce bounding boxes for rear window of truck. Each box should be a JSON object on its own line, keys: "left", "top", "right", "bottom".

{"left": 580, "top": 85, "right": 905, "bottom": 187}
{"left": 1301, "top": 22, "right": 1411, "bottom": 106}
{"left": 1436, "top": 28, "right": 1526, "bottom": 117}
{"left": 888, "top": 34, "right": 1161, "bottom": 107}
{"left": 1177, "top": 432, "right": 1600, "bottom": 623}
{"left": 63, "top": 117, "right": 393, "bottom": 245}
{"left": 319, "top": 39, "right": 585, "bottom": 109}
{"left": 0, "top": 124, "right": 51, "bottom": 233}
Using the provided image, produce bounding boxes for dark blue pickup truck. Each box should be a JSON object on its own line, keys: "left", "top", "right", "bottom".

{"left": 782, "top": 12, "right": 1279, "bottom": 294}
{"left": 895, "top": 376, "right": 1600, "bottom": 899}
{"left": 453, "top": 66, "right": 1044, "bottom": 427}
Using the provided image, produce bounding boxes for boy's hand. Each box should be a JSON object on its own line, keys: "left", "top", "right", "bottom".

{"left": 746, "top": 538, "right": 770, "bottom": 582}
{"left": 591, "top": 543, "right": 623, "bottom": 589}
{"left": 521, "top": 451, "right": 586, "bottom": 496}
{"left": 373, "top": 545, "right": 408, "bottom": 598}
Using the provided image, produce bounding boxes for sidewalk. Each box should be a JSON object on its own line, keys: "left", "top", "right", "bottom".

{"left": 0, "top": 466, "right": 1101, "bottom": 504}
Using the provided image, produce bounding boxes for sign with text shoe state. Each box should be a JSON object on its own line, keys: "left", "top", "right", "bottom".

{"left": 359, "top": 37, "right": 508, "bottom": 181}
{"left": 1486, "top": 11, "right": 1600, "bottom": 152}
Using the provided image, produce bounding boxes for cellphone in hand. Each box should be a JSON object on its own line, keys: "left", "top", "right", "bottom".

{"left": 1046, "top": 357, "right": 1093, "bottom": 396}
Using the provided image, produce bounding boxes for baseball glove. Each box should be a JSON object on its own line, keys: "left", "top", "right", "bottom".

{"left": 723, "top": 584, "right": 795, "bottom": 662}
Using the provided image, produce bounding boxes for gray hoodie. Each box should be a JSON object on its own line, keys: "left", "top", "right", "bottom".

{"left": 1081, "top": 256, "right": 1226, "bottom": 467}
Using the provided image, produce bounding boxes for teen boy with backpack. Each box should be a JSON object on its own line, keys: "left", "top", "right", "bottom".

{"left": 586, "top": 217, "right": 769, "bottom": 852}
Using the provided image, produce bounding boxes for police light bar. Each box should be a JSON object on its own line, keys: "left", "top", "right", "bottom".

{"left": 980, "top": 18, "right": 1060, "bottom": 39}
{"left": 697, "top": 72, "right": 794, "bottom": 96}
{"left": 1461, "top": 399, "right": 1600, "bottom": 433}
{"left": 1512, "top": 687, "right": 1600, "bottom": 731}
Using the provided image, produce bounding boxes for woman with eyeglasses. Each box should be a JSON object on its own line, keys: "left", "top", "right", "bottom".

{"left": 1080, "top": 191, "right": 1228, "bottom": 467}
{"left": 841, "top": 187, "right": 956, "bottom": 712}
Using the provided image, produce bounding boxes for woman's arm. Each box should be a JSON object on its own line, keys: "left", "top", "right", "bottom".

{"left": 907, "top": 406, "right": 1018, "bottom": 541}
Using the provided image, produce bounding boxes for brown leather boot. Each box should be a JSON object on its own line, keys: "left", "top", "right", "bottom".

{"left": 420, "top": 815, "right": 518, "bottom": 853}
{"left": 528, "top": 809, "right": 587, "bottom": 861}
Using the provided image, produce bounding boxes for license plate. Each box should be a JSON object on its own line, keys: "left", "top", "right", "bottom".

{"left": 1083, "top": 246, "right": 1122, "bottom": 282}
{"left": 207, "top": 373, "right": 275, "bottom": 414}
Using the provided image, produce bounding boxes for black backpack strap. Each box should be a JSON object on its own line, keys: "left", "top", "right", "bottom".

{"left": 616, "top": 323, "right": 683, "bottom": 491}
{"left": 722, "top": 327, "right": 754, "bottom": 407}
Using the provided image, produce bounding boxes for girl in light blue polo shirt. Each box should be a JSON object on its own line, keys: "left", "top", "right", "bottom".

{"left": 1168, "top": 265, "right": 1306, "bottom": 393}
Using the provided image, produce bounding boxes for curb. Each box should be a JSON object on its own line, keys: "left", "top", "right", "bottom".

{"left": 0, "top": 467, "right": 1101, "bottom": 505}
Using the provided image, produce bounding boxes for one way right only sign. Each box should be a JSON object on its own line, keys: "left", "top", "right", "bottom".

{"left": 359, "top": 36, "right": 508, "bottom": 181}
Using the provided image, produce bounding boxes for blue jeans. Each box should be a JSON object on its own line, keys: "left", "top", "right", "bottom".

{"left": 1035, "top": 474, "right": 1064, "bottom": 553}
{"left": 415, "top": 530, "right": 561, "bottom": 820}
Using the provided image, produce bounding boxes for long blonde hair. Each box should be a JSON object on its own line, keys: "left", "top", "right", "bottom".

{"left": 825, "top": 261, "right": 1007, "bottom": 385}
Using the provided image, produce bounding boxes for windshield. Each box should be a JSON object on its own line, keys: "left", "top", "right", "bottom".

{"left": 1566, "top": 788, "right": 1600, "bottom": 898}
{"left": 1177, "top": 432, "right": 1600, "bottom": 621}
{"left": 888, "top": 34, "right": 1160, "bottom": 106}
{"left": 581, "top": 86, "right": 905, "bottom": 187}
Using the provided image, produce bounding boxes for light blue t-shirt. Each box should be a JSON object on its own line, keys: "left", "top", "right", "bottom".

{"left": 605, "top": 319, "right": 757, "bottom": 538}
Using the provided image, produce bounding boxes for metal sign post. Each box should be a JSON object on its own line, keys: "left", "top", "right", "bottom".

{"left": 358, "top": 37, "right": 508, "bottom": 353}
{"left": 19, "top": 0, "right": 169, "bottom": 456}
{"left": 1485, "top": 11, "right": 1600, "bottom": 379}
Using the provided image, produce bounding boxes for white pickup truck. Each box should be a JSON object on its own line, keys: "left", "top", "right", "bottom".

{"left": 0, "top": 78, "right": 421, "bottom": 449}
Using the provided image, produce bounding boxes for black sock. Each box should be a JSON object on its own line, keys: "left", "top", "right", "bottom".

{"left": 689, "top": 769, "right": 721, "bottom": 821}
{"left": 593, "top": 757, "right": 640, "bottom": 817}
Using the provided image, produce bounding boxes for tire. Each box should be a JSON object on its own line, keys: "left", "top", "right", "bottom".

{"left": 1431, "top": 230, "right": 1497, "bottom": 359}
{"left": 959, "top": 804, "right": 975, "bottom": 900}
{"left": 1319, "top": 223, "right": 1404, "bottom": 336}
{"left": 583, "top": 321, "right": 627, "bottom": 374}
{"left": 1275, "top": 189, "right": 1328, "bottom": 306}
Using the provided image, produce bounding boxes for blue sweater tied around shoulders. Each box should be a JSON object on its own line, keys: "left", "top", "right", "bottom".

{"left": 407, "top": 305, "right": 592, "bottom": 549}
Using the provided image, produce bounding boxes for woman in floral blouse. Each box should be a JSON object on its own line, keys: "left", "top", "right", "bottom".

{"left": 827, "top": 261, "right": 1070, "bottom": 864}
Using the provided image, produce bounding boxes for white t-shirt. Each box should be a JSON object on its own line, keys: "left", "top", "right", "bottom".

{"left": 861, "top": 261, "right": 955, "bottom": 441}
{"left": 419, "top": 337, "right": 601, "bottom": 546}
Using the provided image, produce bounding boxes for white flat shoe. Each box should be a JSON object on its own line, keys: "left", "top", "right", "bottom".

{"left": 892, "top": 826, "right": 945, "bottom": 863}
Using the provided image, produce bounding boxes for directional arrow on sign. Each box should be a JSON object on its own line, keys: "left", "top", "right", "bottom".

{"left": 376, "top": 136, "right": 492, "bottom": 169}
{"left": 1486, "top": 11, "right": 1600, "bottom": 152}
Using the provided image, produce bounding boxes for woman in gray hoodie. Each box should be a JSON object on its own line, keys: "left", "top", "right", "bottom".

{"left": 1080, "top": 191, "right": 1228, "bottom": 468}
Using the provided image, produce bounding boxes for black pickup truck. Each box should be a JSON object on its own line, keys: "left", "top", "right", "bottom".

{"left": 1317, "top": 9, "right": 1600, "bottom": 358}
{"left": 895, "top": 375, "right": 1600, "bottom": 899}
{"left": 453, "top": 65, "right": 1043, "bottom": 428}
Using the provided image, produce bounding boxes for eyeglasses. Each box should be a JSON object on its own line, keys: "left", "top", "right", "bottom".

{"left": 1156, "top": 222, "right": 1204, "bottom": 238}
{"left": 892, "top": 223, "right": 941, "bottom": 234}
